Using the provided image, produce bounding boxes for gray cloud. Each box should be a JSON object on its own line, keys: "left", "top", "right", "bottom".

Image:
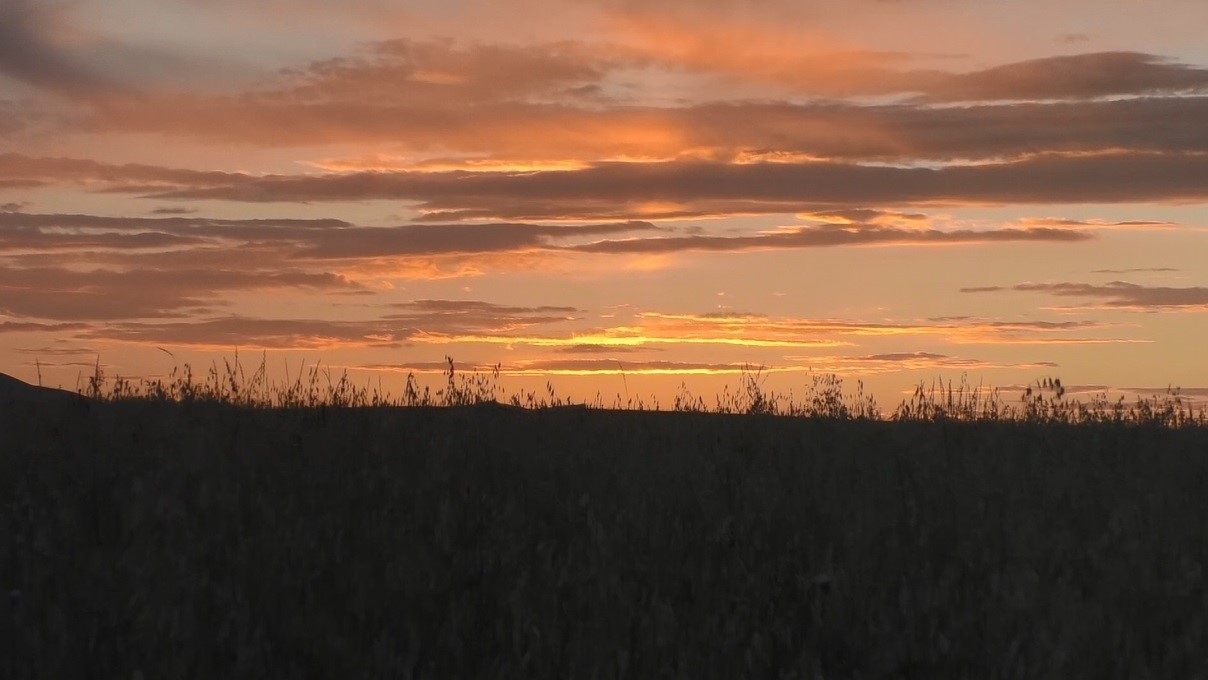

{"left": 153, "top": 152, "right": 1208, "bottom": 219}
{"left": 381, "top": 299, "right": 581, "bottom": 332}
{"left": 0, "top": 100, "right": 31, "bottom": 135}
{"left": 0, "top": 0, "right": 124, "bottom": 97}
{"left": 0, "top": 320, "right": 89, "bottom": 333}
{"left": 567, "top": 224, "right": 1089, "bottom": 254}
{"left": 851, "top": 351, "right": 1059, "bottom": 369}
{"left": 0, "top": 266, "right": 360, "bottom": 320}
{"left": 553, "top": 343, "right": 652, "bottom": 354}
{"left": 14, "top": 345, "right": 97, "bottom": 355}
{"left": 0, "top": 210, "right": 655, "bottom": 257}
{"left": 290, "top": 38, "right": 620, "bottom": 106}
{"left": 289, "top": 221, "right": 659, "bottom": 259}
{"left": 0, "top": 153, "right": 249, "bottom": 190}
{"left": 1091, "top": 267, "right": 1179, "bottom": 274}
{"left": 80, "top": 316, "right": 414, "bottom": 349}
{"left": 71, "top": 298, "right": 583, "bottom": 348}
{"left": 962, "top": 281, "right": 1208, "bottom": 311}
{"left": 926, "top": 52, "right": 1208, "bottom": 102}
{"left": 362, "top": 358, "right": 781, "bottom": 375}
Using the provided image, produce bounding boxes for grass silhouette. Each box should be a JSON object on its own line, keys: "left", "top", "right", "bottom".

{"left": 74, "top": 351, "right": 1208, "bottom": 427}
{"left": 3, "top": 354, "right": 1206, "bottom": 677}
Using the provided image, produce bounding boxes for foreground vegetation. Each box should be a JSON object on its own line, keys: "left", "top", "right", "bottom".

{"left": 74, "top": 353, "right": 1208, "bottom": 427}
{"left": 3, "top": 358, "right": 1208, "bottom": 678}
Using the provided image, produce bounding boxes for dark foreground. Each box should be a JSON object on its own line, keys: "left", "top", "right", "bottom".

{"left": 3, "top": 400, "right": 1208, "bottom": 679}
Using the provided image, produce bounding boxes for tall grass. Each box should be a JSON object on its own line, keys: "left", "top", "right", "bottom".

{"left": 76, "top": 353, "right": 1207, "bottom": 427}
{"left": 7, "top": 354, "right": 1207, "bottom": 678}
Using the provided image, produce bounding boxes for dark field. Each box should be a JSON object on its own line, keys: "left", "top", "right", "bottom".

{"left": 4, "top": 396, "right": 1208, "bottom": 679}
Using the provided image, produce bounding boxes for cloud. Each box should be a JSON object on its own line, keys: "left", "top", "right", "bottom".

{"left": 992, "top": 382, "right": 1208, "bottom": 405}
{"left": 0, "top": 0, "right": 116, "bottom": 96}
{"left": 595, "top": 6, "right": 1207, "bottom": 101}
{"left": 154, "top": 152, "right": 1208, "bottom": 219}
{"left": 0, "top": 101, "right": 31, "bottom": 136}
{"left": 70, "top": 299, "right": 583, "bottom": 349}
{"left": 962, "top": 281, "right": 1208, "bottom": 311}
{"left": 381, "top": 300, "right": 581, "bottom": 333}
{"left": 79, "top": 316, "right": 414, "bottom": 350}
{"left": 925, "top": 52, "right": 1208, "bottom": 102}
{"left": 1013, "top": 217, "right": 1176, "bottom": 231}
{"left": 0, "top": 320, "right": 89, "bottom": 334}
{"left": 75, "top": 89, "right": 1208, "bottom": 163}
{"left": 0, "top": 153, "right": 249, "bottom": 191}
{"left": 0, "top": 266, "right": 360, "bottom": 320}
{"left": 29, "top": 300, "right": 1137, "bottom": 355}
{"left": 360, "top": 350, "right": 1066, "bottom": 377}
{"left": 14, "top": 345, "right": 97, "bottom": 355}
{"left": 289, "top": 221, "right": 659, "bottom": 259}
{"left": 360, "top": 358, "right": 813, "bottom": 376}
{"left": 553, "top": 343, "right": 652, "bottom": 354}
{"left": 632, "top": 312, "right": 1126, "bottom": 347}
{"left": 1125, "top": 386, "right": 1208, "bottom": 396}
{"left": 286, "top": 38, "right": 621, "bottom": 106}
{"left": 566, "top": 224, "right": 1089, "bottom": 254}
{"left": 46, "top": 30, "right": 1206, "bottom": 163}
{"left": 0, "top": 211, "right": 657, "bottom": 267}
{"left": 1091, "top": 267, "right": 1179, "bottom": 274}
{"left": 0, "top": 0, "right": 233, "bottom": 98}
{"left": 786, "top": 351, "right": 1059, "bottom": 374}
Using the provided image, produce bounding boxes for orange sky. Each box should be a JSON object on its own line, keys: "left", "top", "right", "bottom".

{"left": 2, "top": 0, "right": 1207, "bottom": 409}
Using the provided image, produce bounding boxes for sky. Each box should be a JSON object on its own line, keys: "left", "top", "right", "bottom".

{"left": 2, "top": 0, "right": 1207, "bottom": 409}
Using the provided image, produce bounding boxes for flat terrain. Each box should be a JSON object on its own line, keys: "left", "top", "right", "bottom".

{"left": 3, "top": 398, "right": 1208, "bottom": 678}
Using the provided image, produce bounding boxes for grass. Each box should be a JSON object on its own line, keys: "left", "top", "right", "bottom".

{"left": 3, "top": 355, "right": 1207, "bottom": 678}
{"left": 75, "top": 352, "right": 1208, "bottom": 427}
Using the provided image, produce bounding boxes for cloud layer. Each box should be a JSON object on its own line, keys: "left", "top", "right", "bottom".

{"left": 4, "top": 1, "right": 1207, "bottom": 398}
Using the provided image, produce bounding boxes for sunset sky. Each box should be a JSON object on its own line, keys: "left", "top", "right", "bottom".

{"left": 2, "top": 0, "right": 1207, "bottom": 408}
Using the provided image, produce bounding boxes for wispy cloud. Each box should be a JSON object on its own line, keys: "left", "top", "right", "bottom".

{"left": 1013, "top": 217, "right": 1176, "bottom": 231}
{"left": 153, "top": 153, "right": 1208, "bottom": 219}
{"left": 923, "top": 52, "right": 1208, "bottom": 102}
{"left": 785, "top": 351, "right": 1058, "bottom": 375}
{"left": 0, "top": 266, "right": 359, "bottom": 320}
{"left": 60, "top": 299, "right": 584, "bottom": 349}
{"left": 80, "top": 317, "right": 413, "bottom": 350}
{"left": 381, "top": 300, "right": 581, "bottom": 332}
{"left": 0, "top": 320, "right": 89, "bottom": 334}
{"left": 1090, "top": 267, "right": 1179, "bottom": 274}
{"left": 0, "top": 153, "right": 248, "bottom": 192}
{"left": 360, "top": 358, "right": 813, "bottom": 376}
{"left": 553, "top": 343, "right": 655, "bottom": 354}
{"left": 567, "top": 223, "right": 1088, "bottom": 254}
{"left": 631, "top": 312, "right": 1125, "bottom": 347}
{"left": 962, "top": 281, "right": 1208, "bottom": 311}
{"left": 14, "top": 345, "right": 97, "bottom": 356}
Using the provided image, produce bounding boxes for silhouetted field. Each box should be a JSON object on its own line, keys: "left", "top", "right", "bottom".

{"left": 3, "top": 365, "right": 1208, "bottom": 678}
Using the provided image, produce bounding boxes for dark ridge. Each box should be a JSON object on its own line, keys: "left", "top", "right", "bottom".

{"left": 0, "top": 372, "right": 88, "bottom": 404}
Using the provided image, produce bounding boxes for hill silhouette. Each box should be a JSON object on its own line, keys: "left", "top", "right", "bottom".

{"left": 0, "top": 372, "right": 88, "bottom": 404}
